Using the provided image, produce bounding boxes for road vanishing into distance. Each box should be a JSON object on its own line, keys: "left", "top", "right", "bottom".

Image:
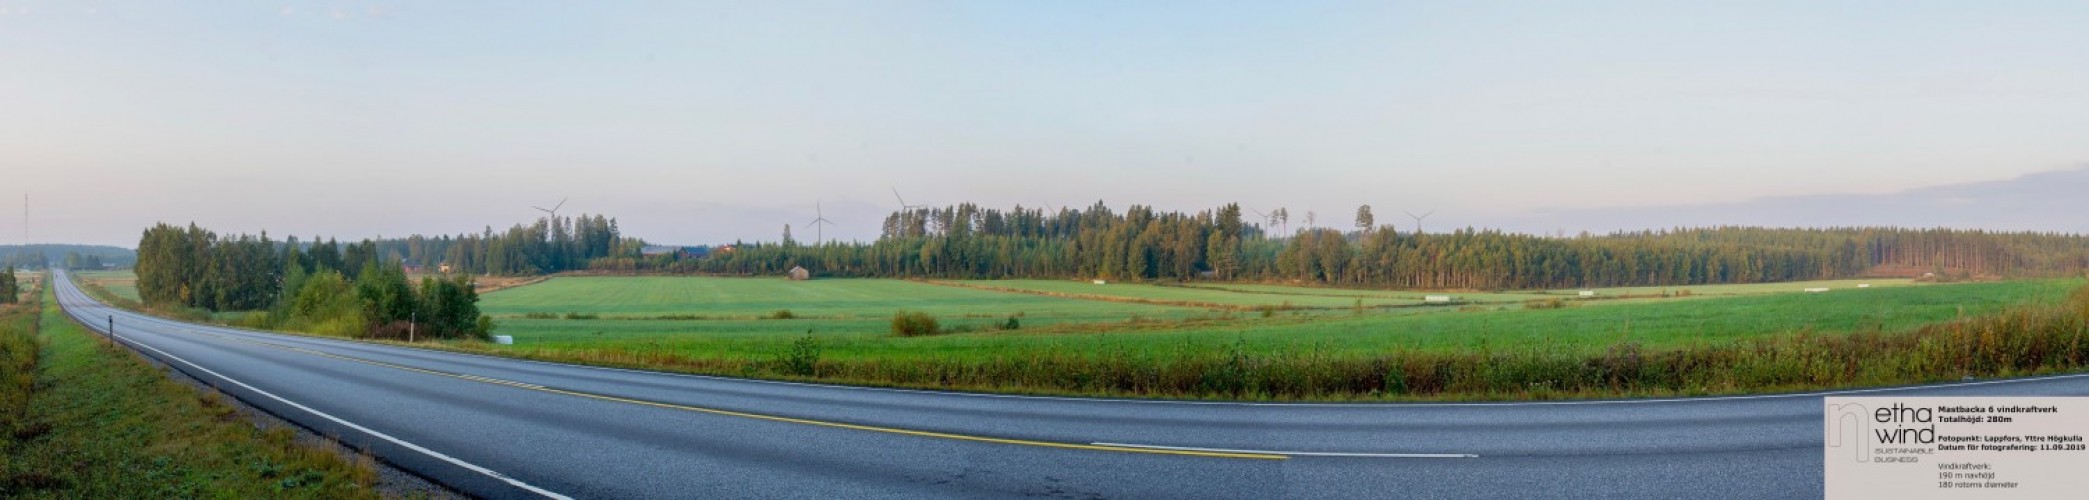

{"left": 50, "top": 270, "right": 2089, "bottom": 498}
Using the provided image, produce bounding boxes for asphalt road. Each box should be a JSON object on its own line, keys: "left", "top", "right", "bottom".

{"left": 50, "top": 270, "right": 2089, "bottom": 498}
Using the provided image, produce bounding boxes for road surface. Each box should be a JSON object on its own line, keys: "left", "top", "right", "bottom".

{"left": 50, "top": 271, "right": 2089, "bottom": 498}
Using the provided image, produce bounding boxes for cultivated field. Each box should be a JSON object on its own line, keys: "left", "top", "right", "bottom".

{"left": 944, "top": 279, "right": 1429, "bottom": 308}
{"left": 474, "top": 275, "right": 2066, "bottom": 361}
{"left": 73, "top": 270, "right": 139, "bottom": 302}
{"left": 75, "top": 270, "right": 2087, "bottom": 399}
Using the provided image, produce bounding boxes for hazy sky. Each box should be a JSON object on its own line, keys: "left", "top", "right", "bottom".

{"left": 4, "top": 1, "right": 2086, "bottom": 247}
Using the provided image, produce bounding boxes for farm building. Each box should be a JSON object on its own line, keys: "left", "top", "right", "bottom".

{"left": 787, "top": 266, "right": 811, "bottom": 281}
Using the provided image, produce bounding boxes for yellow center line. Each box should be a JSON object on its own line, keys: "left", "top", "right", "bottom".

{"left": 179, "top": 328, "right": 1287, "bottom": 461}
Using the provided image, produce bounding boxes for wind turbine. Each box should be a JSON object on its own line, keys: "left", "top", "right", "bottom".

{"left": 806, "top": 202, "right": 835, "bottom": 245}
{"left": 532, "top": 198, "right": 568, "bottom": 221}
{"left": 1404, "top": 210, "right": 1435, "bottom": 236}
{"left": 891, "top": 188, "right": 929, "bottom": 237}
{"left": 1247, "top": 207, "right": 1276, "bottom": 233}
{"left": 891, "top": 188, "right": 927, "bottom": 211}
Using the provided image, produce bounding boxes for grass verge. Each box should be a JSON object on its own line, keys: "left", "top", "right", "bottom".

{"left": 1, "top": 285, "right": 375, "bottom": 497}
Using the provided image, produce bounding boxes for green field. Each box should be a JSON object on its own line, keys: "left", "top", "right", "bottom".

{"left": 484, "top": 276, "right": 1201, "bottom": 320}
{"left": 940, "top": 277, "right": 1921, "bottom": 309}
{"left": 74, "top": 270, "right": 139, "bottom": 302}
{"left": 947, "top": 279, "right": 1427, "bottom": 308}
{"left": 475, "top": 275, "right": 2070, "bottom": 361}
{"left": 78, "top": 270, "right": 2089, "bottom": 400}
{"left": 1539, "top": 278, "right": 1918, "bottom": 297}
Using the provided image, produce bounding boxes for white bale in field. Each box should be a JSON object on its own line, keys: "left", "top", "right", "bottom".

{"left": 1092, "top": 279, "right": 1107, "bottom": 285}
{"left": 1857, "top": 284, "right": 1871, "bottom": 288}
{"left": 1424, "top": 295, "right": 1453, "bottom": 303}
{"left": 1578, "top": 290, "right": 1596, "bottom": 297}
{"left": 1804, "top": 288, "right": 1830, "bottom": 293}
{"left": 493, "top": 335, "right": 514, "bottom": 345}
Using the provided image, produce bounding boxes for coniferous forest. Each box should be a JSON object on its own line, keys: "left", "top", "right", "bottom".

{"left": 669, "top": 203, "right": 2089, "bottom": 289}
{"left": 131, "top": 202, "right": 2089, "bottom": 321}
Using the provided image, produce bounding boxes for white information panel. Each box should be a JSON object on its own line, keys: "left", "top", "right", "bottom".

{"left": 1826, "top": 397, "right": 2089, "bottom": 498}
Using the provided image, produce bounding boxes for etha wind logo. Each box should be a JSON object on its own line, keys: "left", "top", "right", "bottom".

{"left": 1827, "top": 400, "right": 1938, "bottom": 463}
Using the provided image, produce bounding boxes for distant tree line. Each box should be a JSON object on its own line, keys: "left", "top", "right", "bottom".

{"left": 62, "top": 252, "right": 109, "bottom": 269}
{"left": 0, "top": 244, "right": 137, "bottom": 270}
{"left": 364, "top": 214, "right": 639, "bottom": 276}
{"left": 134, "top": 223, "right": 489, "bottom": 340}
{"left": 656, "top": 202, "right": 2089, "bottom": 289}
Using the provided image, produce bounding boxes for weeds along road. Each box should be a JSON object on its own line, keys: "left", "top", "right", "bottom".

{"left": 51, "top": 270, "right": 2089, "bottom": 498}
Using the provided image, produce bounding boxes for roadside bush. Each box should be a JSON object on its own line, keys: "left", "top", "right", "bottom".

{"left": 890, "top": 310, "right": 941, "bottom": 337}
{"left": 779, "top": 334, "right": 820, "bottom": 376}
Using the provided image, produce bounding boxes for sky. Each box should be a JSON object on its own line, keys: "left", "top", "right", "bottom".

{"left": 3, "top": 1, "right": 2086, "bottom": 247}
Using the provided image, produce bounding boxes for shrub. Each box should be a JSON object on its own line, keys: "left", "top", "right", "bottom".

{"left": 780, "top": 334, "right": 820, "bottom": 376}
{"left": 767, "top": 309, "right": 797, "bottom": 320}
{"left": 1001, "top": 315, "right": 1021, "bottom": 331}
{"left": 562, "top": 312, "right": 599, "bottom": 320}
{"left": 522, "top": 312, "right": 558, "bottom": 320}
{"left": 890, "top": 310, "right": 941, "bottom": 337}
{"left": 1524, "top": 298, "right": 1578, "bottom": 310}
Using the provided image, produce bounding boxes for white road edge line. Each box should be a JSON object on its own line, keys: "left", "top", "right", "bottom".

{"left": 1090, "top": 442, "right": 1479, "bottom": 458}
{"left": 110, "top": 329, "right": 573, "bottom": 500}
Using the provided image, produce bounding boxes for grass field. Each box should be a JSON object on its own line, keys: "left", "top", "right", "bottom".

{"left": 969, "top": 278, "right": 1924, "bottom": 309}
{"left": 486, "top": 276, "right": 1202, "bottom": 320}
{"left": 467, "top": 275, "right": 2069, "bottom": 378}
{"left": 476, "top": 276, "right": 2069, "bottom": 361}
{"left": 945, "top": 279, "right": 1428, "bottom": 308}
{"left": 450, "top": 275, "right": 2089, "bottom": 400}
{"left": 73, "top": 270, "right": 138, "bottom": 302}
{"left": 78, "top": 270, "right": 2089, "bottom": 400}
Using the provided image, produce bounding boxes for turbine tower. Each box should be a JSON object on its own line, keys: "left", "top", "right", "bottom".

{"left": 806, "top": 202, "right": 835, "bottom": 245}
